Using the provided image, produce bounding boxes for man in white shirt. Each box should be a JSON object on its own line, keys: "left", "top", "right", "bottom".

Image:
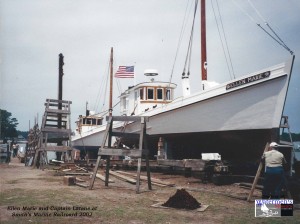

{"left": 262, "top": 142, "right": 287, "bottom": 199}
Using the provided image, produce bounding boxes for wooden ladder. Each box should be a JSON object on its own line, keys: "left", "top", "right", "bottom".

{"left": 33, "top": 99, "right": 73, "bottom": 169}
{"left": 89, "top": 116, "right": 152, "bottom": 193}
{"left": 280, "top": 116, "right": 293, "bottom": 145}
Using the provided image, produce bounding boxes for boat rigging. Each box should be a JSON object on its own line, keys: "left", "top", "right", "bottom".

{"left": 232, "top": 0, "right": 293, "bottom": 55}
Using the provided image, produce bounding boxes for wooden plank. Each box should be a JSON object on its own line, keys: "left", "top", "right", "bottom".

{"left": 46, "top": 114, "right": 68, "bottom": 118}
{"left": 41, "top": 128, "right": 72, "bottom": 134}
{"left": 45, "top": 118, "right": 67, "bottom": 122}
{"left": 183, "top": 159, "right": 206, "bottom": 171}
{"left": 96, "top": 173, "right": 114, "bottom": 183}
{"left": 45, "top": 124, "right": 67, "bottom": 129}
{"left": 247, "top": 143, "right": 269, "bottom": 202}
{"left": 157, "top": 159, "right": 185, "bottom": 167}
{"left": 64, "top": 173, "right": 91, "bottom": 176}
{"left": 38, "top": 146, "right": 72, "bottom": 152}
{"left": 115, "top": 171, "right": 174, "bottom": 186}
{"left": 98, "top": 148, "right": 145, "bottom": 157}
{"left": 110, "top": 131, "right": 140, "bottom": 139}
{"left": 45, "top": 108, "right": 70, "bottom": 114}
{"left": 76, "top": 182, "right": 89, "bottom": 188}
{"left": 62, "top": 168, "right": 72, "bottom": 172}
{"left": 109, "top": 170, "right": 136, "bottom": 184}
{"left": 90, "top": 119, "right": 111, "bottom": 189}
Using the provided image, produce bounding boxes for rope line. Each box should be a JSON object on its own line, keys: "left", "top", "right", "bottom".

{"left": 232, "top": 0, "right": 293, "bottom": 55}
{"left": 168, "top": 0, "right": 192, "bottom": 84}
{"left": 215, "top": 0, "right": 235, "bottom": 79}
{"left": 211, "top": 0, "right": 234, "bottom": 80}
{"left": 183, "top": 0, "right": 198, "bottom": 75}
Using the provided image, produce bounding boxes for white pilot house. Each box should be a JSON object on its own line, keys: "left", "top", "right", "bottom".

{"left": 119, "top": 69, "right": 177, "bottom": 116}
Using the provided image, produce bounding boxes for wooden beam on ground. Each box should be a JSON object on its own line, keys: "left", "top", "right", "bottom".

{"left": 96, "top": 173, "right": 114, "bottom": 183}
{"left": 64, "top": 172, "right": 91, "bottom": 176}
{"left": 75, "top": 165, "right": 88, "bottom": 172}
{"left": 62, "top": 168, "right": 72, "bottom": 172}
{"left": 76, "top": 177, "right": 86, "bottom": 182}
{"left": 76, "top": 182, "right": 89, "bottom": 188}
{"left": 115, "top": 170, "right": 174, "bottom": 187}
{"left": 109, "top": 170, "right": 136, "bottom": 184}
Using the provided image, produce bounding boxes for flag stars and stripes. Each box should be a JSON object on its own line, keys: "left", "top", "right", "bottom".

{"left": 115, "top": 66, "right": 134, "bottom": 78}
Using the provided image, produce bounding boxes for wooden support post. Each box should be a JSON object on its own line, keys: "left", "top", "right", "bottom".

{"left": 247, "top": 142, "right": 269, "bottom": 202}
{"left": 89, "top": 116, "right": 151, "bottom": 193}
{"left": 135, "top": 117, "right": 144, "bottom": 193}
{"left": 89, "top": 154, "right": 102, "bottom": 190}
{"left": 136, "top": 158, "right": 142, "bottom": 193}
{"left": 89, "top": 117, "right": 112, "bottom": 189}
{"left": 105, "top": 157, "right": 110, "bottom": 187}
{"left": 105, "top": 117, "right": 113, "bottom": 187}
{"left": 144, "top": 130, "right": 152, "bottom": 190}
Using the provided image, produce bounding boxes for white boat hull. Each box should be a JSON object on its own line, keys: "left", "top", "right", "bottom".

{"left": 72, "top": 58, "right": 294, "bottom": 158}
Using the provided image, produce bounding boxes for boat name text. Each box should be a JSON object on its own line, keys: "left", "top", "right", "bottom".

{"left": 226, "top": 71, "right": 270, "bottom": 90}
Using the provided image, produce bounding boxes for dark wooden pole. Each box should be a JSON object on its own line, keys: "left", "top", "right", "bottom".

{"left": 109, "top": 48, "right": 113, "bottom": 116}
{"left": 57, "top": 53, "right": 64, "bottom": 159}
{"left": 58, "top": 53, "right": 64, "bottom": 128}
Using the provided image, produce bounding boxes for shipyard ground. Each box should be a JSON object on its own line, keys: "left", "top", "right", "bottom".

{"left": 1, "top": 158, "right": 299, "bottom": 224}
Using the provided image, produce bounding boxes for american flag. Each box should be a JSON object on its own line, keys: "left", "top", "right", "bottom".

{"left": 115, "top": 66, "right": 134, "bottom": 78}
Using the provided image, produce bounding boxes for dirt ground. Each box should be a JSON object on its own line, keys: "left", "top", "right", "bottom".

{"left": 0, "top": 158, "right": 299, "bottom": 224}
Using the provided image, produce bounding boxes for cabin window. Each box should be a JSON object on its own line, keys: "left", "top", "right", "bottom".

{"left": 140, "top": 88, "right": 144, "bottom": 100}
{"left": 157, "top": 88, "right": 163, "bottom": 100}
{"left": 166, "top": 89, "right": 171, "bottom": 100}
{"left": 97, "top": 119, "right": 102, "bottom": 125}
{"left": 134, "top": 90, "right": 138, "bottom": 101}
{"left": 86, "top": 118, "right": 92, "bottom": 125}
{"left": 147, "top": 88, "right": 154, "bottom": 100}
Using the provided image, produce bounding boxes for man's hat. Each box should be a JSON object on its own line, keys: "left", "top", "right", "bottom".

{"left": 270, "top": 142, "right": 279, "bottom": 148}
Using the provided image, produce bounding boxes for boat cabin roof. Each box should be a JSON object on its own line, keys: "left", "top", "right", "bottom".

{"left": 121, "top": 81, "right": 177, "bottom": 97}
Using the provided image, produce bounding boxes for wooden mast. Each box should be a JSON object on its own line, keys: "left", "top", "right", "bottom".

{"left": 201, "top": 0, "right": 207, "bottom": 81}
{"left": 109, "top": 47, "right": 113, "bottom": 116}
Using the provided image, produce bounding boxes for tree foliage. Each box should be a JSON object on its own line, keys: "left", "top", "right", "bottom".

{"left": 0, "top": 109, "right": 19, "bottom": 139}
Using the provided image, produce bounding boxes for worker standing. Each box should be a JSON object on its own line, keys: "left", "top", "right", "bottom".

{"left": 261, "top": 142, "right": 287, "bottom": 199}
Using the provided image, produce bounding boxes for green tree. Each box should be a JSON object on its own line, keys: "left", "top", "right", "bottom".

{"left": 0, "top": 109, "right": 19, "bottom": 140}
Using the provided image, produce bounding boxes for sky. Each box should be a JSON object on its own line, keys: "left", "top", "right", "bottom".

{"left": 1, "top": 0, "right": 300, "bottom": 133}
